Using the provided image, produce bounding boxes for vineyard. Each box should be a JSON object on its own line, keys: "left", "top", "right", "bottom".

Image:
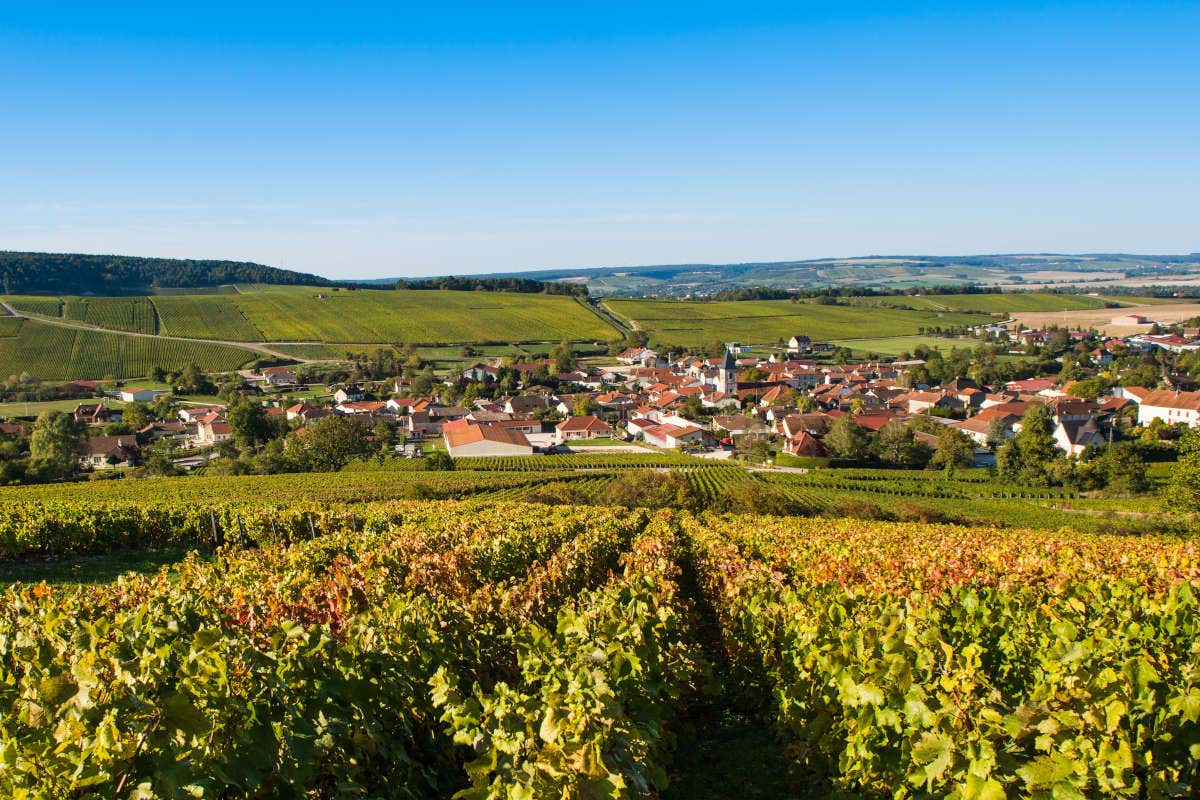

{"left": 152, "top": 294, "right": 264, "bottom": 340}
{"left": 0, "top": 497, "right": 1197, "bottom": 798}
{"left": 0, "top": 316, "right": 22, "bottom": 337}
{"left": 0, "top": 320, "right": 259, "bottom": 380}
{"left": 62, "top": 296, "right": 159, "bottom": 334}
{"left": 5, "top": 287, "right": 621, "bottom": 358}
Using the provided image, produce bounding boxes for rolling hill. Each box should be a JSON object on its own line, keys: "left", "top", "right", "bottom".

{"left": 460, "top": 253, "right": 1200, "bottom": 297}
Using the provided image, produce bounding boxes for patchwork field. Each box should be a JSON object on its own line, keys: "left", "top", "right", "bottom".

{"left": 1010, "top": 301, "right": 1200, "bottom": 336}
{"left": 605, "top": 298, "right": 991, "bottom": 347}
{"left": 0, "top": 320, "right": 259, "bottom": 380}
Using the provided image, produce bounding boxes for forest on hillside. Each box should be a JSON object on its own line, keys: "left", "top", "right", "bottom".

{"left": 0, "top": 251, "right": 335, "bottom": 294}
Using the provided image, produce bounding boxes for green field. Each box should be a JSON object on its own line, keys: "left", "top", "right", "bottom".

{"left": 848, "top": 292, "right": 1115, "bottom": 313}
{"left": 152, "top": 294, "right": 264, "bottom": 340}
{"left": 0, "top": 317, "right": 23, "bottom": 337}
{"left": 605, "top": 298, "right": 991, "bottom": 347}
{"left": 0, "top": 320, "right": 259, "bottom": 380}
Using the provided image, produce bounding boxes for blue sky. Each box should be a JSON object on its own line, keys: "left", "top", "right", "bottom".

{"left": 1, "top": 2, "right": 1196, "bottom": 279}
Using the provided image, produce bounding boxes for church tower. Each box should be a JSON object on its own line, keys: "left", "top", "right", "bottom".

{"left": 715, "top": 346, "right": 738, "bottom": 395}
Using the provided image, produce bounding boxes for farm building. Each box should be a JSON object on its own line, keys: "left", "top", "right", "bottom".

{"left": 444, "top": 423, "right": 533, "bottom": 457}
{"left": 1111, "top": 314, "right": 1149, "bottom": 326}
{"left": 119, "top": 388, "right": 159, "bottom": 403}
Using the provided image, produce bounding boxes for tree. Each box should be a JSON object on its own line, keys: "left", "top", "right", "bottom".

{"left": 227, "top": 400, "right": 274, "bottom": 451}
{"left": 421, "top": 451, "right": 455, "bottom": 471}
{"left": 29, "top": 411, "right": 85, "bottom": 479}
{"left": 825, "top": 415, "right": 871, "bottom": 462}
{"left": 290, "top": 415, "right": 373, "bottom": 472}
{"left": 873, "top": 421, "right": 932, "bottom": 468}
{"left": 374, "top": 419, "right": 398, "bottom": 455}
{"left": 997, "top": 404, "right": 1064, "bottom": 486}
{"left": 572, "top": 395, "right": 598, "bottom": 417}
{"left": 1085, "top": 442, "right": 1148, "bottom": 494}
{"left": 1121, "top": 364, "right": 1159, "bottom": 389}
{"left": 930, "top": 426, "right": 975, "bottom": 472}
{"left": 412, "top": 366, "right": 437, "bottom": 396}
{"left": 120, "top": 402, "right": 155, "bottom": 430}
{"left": 551, "top": 340, "right": 577, "bottom": 374}
{"left": 680, "top": 395, "right": 704, "bottom": 421}
{"left": 1165, "top": 428, "right": 1200, "bottom": 511}
{"left": 176, "top": 364, "right": 216, "bottom": 395}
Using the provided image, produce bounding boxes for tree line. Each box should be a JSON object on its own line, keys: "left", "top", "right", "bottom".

{"left": 395, "top": 276, "right": 588, "bottom": 296}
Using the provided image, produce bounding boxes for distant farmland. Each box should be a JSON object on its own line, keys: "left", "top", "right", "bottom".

{"left": 605, "top": 298, "right": 992, "bottom": 347}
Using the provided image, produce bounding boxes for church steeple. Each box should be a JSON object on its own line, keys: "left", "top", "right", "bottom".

{"left": 716, "top": 345, "right": 738, "bottom": 394}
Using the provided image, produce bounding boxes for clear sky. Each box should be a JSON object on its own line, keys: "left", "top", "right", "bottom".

{"left": 1, "top": 2, "right": 1197, "bottom": 279}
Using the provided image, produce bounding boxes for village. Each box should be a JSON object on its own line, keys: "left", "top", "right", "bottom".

{"left": 4, "top": 311, "right": 1200, "bottom": 478}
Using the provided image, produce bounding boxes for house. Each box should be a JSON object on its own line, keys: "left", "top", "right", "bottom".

{"left": 954, "top": 414, "right": 1016, "bottom": 446}
{"left": 462, "top": 363, "right": 501, "bottom": 382}
{"left": 712, "top": 414, "right": 770, "bottom": 439}
{"left": 505, "top": 395, "right": 550, "bottom": 415}
{"left": 195, "top": 415, "right": 232, "bottom": 445}
{"left": 1053, "top": 418, "right": 1106, "bottom": 456}
{"left": 554, "top": 415, "right": 614, "bottom": 443}
{"left": 443, "top": 423, "right": 533, "bottom": 457}
{"left": 332, "top": 386, "right": 365, "bottom": 404}
{"left": 903, "top": 391, "right": 961, "bottom": 414}
{"left": 782, "top": 431, "right": 826, "bottom": 458}
{"left": 1005, "top": 378, "right": 1057, "bottom": 394}
{"left": 73, "top": 403, "right": 114, "bottom": 425}
{"left": 262, "top": 366, "right": 297, "bottom": 386}
{"left": 285, "top": 403, "right": 329, "bottom": 423}
{"left": 336, "top": 400, "right": 388, "bottom": 415}
{"left": 625, "top": 417, "right": 658, "bottom": 439}
{"left": 178, "top": 405, "right": 226, "bottom": 423}
{"left": 787, "top": 335, "right": 812, "bottom": 355}
{"left": 1135, "top": 390, "right": 1200, "bottom": 427}
{"left": 642, "top": 423, "right": 705, "bottom": 449}
{"left": 488, "top": 418, "right": 542, "bottom": 435}
{"left": 617, "top": 347, "right": 662, "bottom": 368}
{"left": 119, "top": 388, "right": 158, "bottom": 403}
{"left": 80, "top": 435, "right": 140, "bottom": 469}
{"left": 777, "top": 412, "right": 834, "bottom": 438}
{"left": 138, "top": 421, "right": 192, "bottom": 443}
{"left": 0, "top": 421, "right": 29, "bottom": 437}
